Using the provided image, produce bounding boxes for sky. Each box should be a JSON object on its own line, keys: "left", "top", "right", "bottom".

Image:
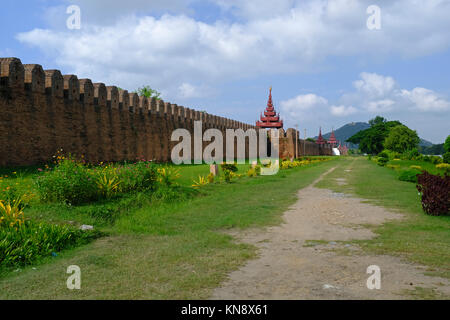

{"left": 1, "top": 0, "right": 449, "bottom": 143}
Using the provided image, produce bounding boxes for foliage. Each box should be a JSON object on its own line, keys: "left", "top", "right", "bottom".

{"left": 445, "top": 135, "right": 450, "bottom": 153}
{"left": 222, "top": 169, "right": 233, "bottom": 183}
{"left": 157, "top": 167, "right": 181, "bottom": 187}
{"left": 419, "top": 143, "right": 445, "bottom": 155}
{"left": 34, "top": 156, "right": 158, "bottom": 205}
{"left": 306, "top": 138, "right": 316, "bottom": 142}
{"left": 34, "top": 157, "right": 98, "bottom": 205}
{"left": 135, "top": 85, "right": 161, "bottom": 100}
{"left": 398, "top": 168, "right": 422, "bottom": 183}
{"left": 436, "top": 163, "right": 450, "bottom": 173}
{"left": 416, "top": 172, "right": 450, "bottom": 216}
{"left": 0, "top": 199, "right": 25, "bottom": 230}
{"left": 384, "top": 125, "right": 420, "bottom": 153}
{"left": 444, "top": 152, "right": 450, "bottom": 164}
{"left": 207, "top": 173, "right": 215, "bottom": 184}
{"left": 376, "top": 151, "right": 389, "bottom": 166}
{"left": 96, "top": 174, "right": 120, "bottom": 199}
{"left": 117, "top": 162, "right": 158, "bottom": 192}
{"left": 347, "top": 116, "right": 402, "bottom": 154}
{"left": 403, "top": 148, "right": 421, "bottom": 161}
{"left": 247, "top": 168, "right": 257, "bottom": 177}
{"left": 192, "top": 176, "right": 209, "bottom": 188}
{"left": 0, "top": 220, "right": 100, "bottom": 269}
{"left": 221, "top": 163, "right": 238, "bottom": 172}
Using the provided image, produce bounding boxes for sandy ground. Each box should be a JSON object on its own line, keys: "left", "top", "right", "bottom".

{"left": 211, "top": 168, "right": 450, "bottom": 299}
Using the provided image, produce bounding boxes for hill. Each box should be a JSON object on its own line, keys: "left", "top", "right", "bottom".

{"left": 313, "top": 122, "right": 370, "bottom": 149}
{"left": 314, "top": 122, "right": 435, "bottom": 150}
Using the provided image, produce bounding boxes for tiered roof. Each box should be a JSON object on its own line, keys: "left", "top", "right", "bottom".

{"left": 316, "top": 127, "right": 326, "bottom": 145}
{"left": 327, "top": 129, "right": 337, "bottom": 146}
{"left": 256, "top": 87, "right": 283, "bottom": 129}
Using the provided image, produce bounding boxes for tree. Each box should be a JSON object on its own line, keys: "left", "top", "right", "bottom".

{"left": 136, "top": 85, "right": 161, "bottom": 100}
{"left": 347, "top": 116, "right": 401, "bottom": 154}
{"left": 368, "top": 116, "right": 386, "bottom": 127}
{"left": 384, "top": 125, "right": 420, "bottom": 153}
{"left": 445, "top": 135, "right": 450, "bottom": 153}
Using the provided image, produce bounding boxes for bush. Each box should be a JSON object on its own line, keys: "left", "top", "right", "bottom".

{"left": 34, "top": 158, "right": 98, "bottom": 205}
{"left": 0, "top": 220, "right": 100, "bottom": 269}
{"left": 221, "top": 163, "right": 238, "bottom": 172}
{"left": 34, "top": 157, "right": 159, "bottom": 205}
{"left": 223, "top": 169, "right": 233, "bottom": 183}
{"left": 398, "top": 169, "right": 422, "bottom": 183}
{"left": 247, "top": 168, "right": 257, "bottom": 177}
{"left": 436, "top": 163, "right": 450, "bottom": 173}
{"left": 377, "top": 157, "right": 389, "bottom": 166}
{"left": 403, "top": 148, "right": 420, "bottom": 160}
{"left": 416, "top": 171, "right": 450, "bottom": 216}
{"left": 117, "top": 162, "right": 158, "bottom": 192}
{"left": 430, "top": 156, "right": 443, "bottom": 165}
{"left": 444, "top": 152, "right": 450, "bottom": 164}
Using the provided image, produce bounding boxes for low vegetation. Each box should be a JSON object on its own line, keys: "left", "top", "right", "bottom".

{"left": 0, "top": 152, "right": 333, "bottom": 295}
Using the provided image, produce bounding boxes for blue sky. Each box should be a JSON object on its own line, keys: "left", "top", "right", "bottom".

{"left": 1, "top": 0, "right": 449, "bottom": 143}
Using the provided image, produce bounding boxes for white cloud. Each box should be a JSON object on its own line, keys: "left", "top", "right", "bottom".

{"left": 178, "top": 82, "right": 213, "bottom": 99}
{"left": 16, "top": 0, "right": 450, "bottom": 100}
{"left": 280, "top": 94, "right": 328, "bottom": 118}
{"left": 400, "top": 87, "right": 450, "bottom": 112}
{"left": 330, "top": 105, "right": 358, "bottom": 117}
{"left": 353, "top": 72, "right": 396, "bottom": 98}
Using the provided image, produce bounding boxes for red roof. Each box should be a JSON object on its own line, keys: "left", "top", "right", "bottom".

{"left": 328, "top": 129, "right": 337, "bottom": 145}
{"left": 256, "top": 87, "right": 283, "bottom": 129}
{"left": 316, "top": 127, "right": 326, "bottom": 145}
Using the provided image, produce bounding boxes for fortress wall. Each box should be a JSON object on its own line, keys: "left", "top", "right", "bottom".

{"left": 0, "top": 57, "right": 330, "bottom": 166}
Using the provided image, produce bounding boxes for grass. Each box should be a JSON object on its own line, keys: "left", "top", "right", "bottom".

{"left": 0, "top": 159, "right": 337, "bottom": 299}
{"left": 316, "top": 157, "right": 450, "bottom": 279}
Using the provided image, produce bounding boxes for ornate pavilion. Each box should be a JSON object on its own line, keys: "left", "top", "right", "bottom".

{"left": 256, "top": 87, "right": 283, "bottom": 129}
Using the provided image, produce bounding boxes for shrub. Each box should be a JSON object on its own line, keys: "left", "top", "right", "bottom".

{"left": 377, "top": 157, "right": 389, "bottom": 166}
{"left": 207, "top": 173, "right": 215, "bottom": 184}
{"left": 436, "top": 163, "right": 450, "bottom": 173}
{"left": 0, "top": 199, "right": 25, "bottom": 230}
{"left": 0, "top": 220, "right": 100, "bottom": 269}
{"left": 192, "top": 175, "right": 208, "bottom": 188}
{"left": 156, "top": 167, "right": 180, "bottom": 187}
{"left": 221, "top": 163, "right": 238, "bottom": 172}
{"left": 223, "top": 169, "right": 233, "bottom": 183}
{"left": 403, "top": 148, "right": 420, "bottom": 160}
{"left": 247, "top": 168, "right": 257, "bottom": 177}
{"left": 443, "top": 152, "right": 450, "bottom": 164}
{"left": 112, "top": 162, "right": 157, "bottom": 193}
{"left": 398, "top": 169, "right": 422, "bottom": 183}
{"left": 430, "top": 156, "right": 443, "bottom": 165}
{"left": 416, "top": 172, "right": 450, "bottom": 216}
{"left": 34, "top": 158, "right": 98, "bottom": 205}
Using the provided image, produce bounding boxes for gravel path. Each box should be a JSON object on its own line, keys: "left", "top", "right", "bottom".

{"left": 211, "top": 168, "right": 450, "bottom": 299}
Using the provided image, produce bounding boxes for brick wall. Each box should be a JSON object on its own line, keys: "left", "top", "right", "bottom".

{"left": 0, "top": 57, "right": 330, "bottom": 166}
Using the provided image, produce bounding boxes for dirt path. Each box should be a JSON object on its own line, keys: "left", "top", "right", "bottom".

{"left": 211, "top": 167, "right": 450, "bottom": 299}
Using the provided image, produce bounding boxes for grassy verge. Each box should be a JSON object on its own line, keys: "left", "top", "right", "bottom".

{"left": 316, "top": 157, "right": 450, "bottom": 279}
{"left": 0, "top": 159, "right": 336, "bottom": 299}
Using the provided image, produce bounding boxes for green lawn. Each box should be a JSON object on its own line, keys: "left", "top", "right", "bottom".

{"left": 316, "top": 157, "right": 450, "bottom": 279}
{"left": 0, "top": 159, "right": 337, "bottom": 299}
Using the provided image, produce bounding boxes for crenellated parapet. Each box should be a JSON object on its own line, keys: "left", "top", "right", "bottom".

{"left": 0, "top": 57, "right": 325, "bottom": 166}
